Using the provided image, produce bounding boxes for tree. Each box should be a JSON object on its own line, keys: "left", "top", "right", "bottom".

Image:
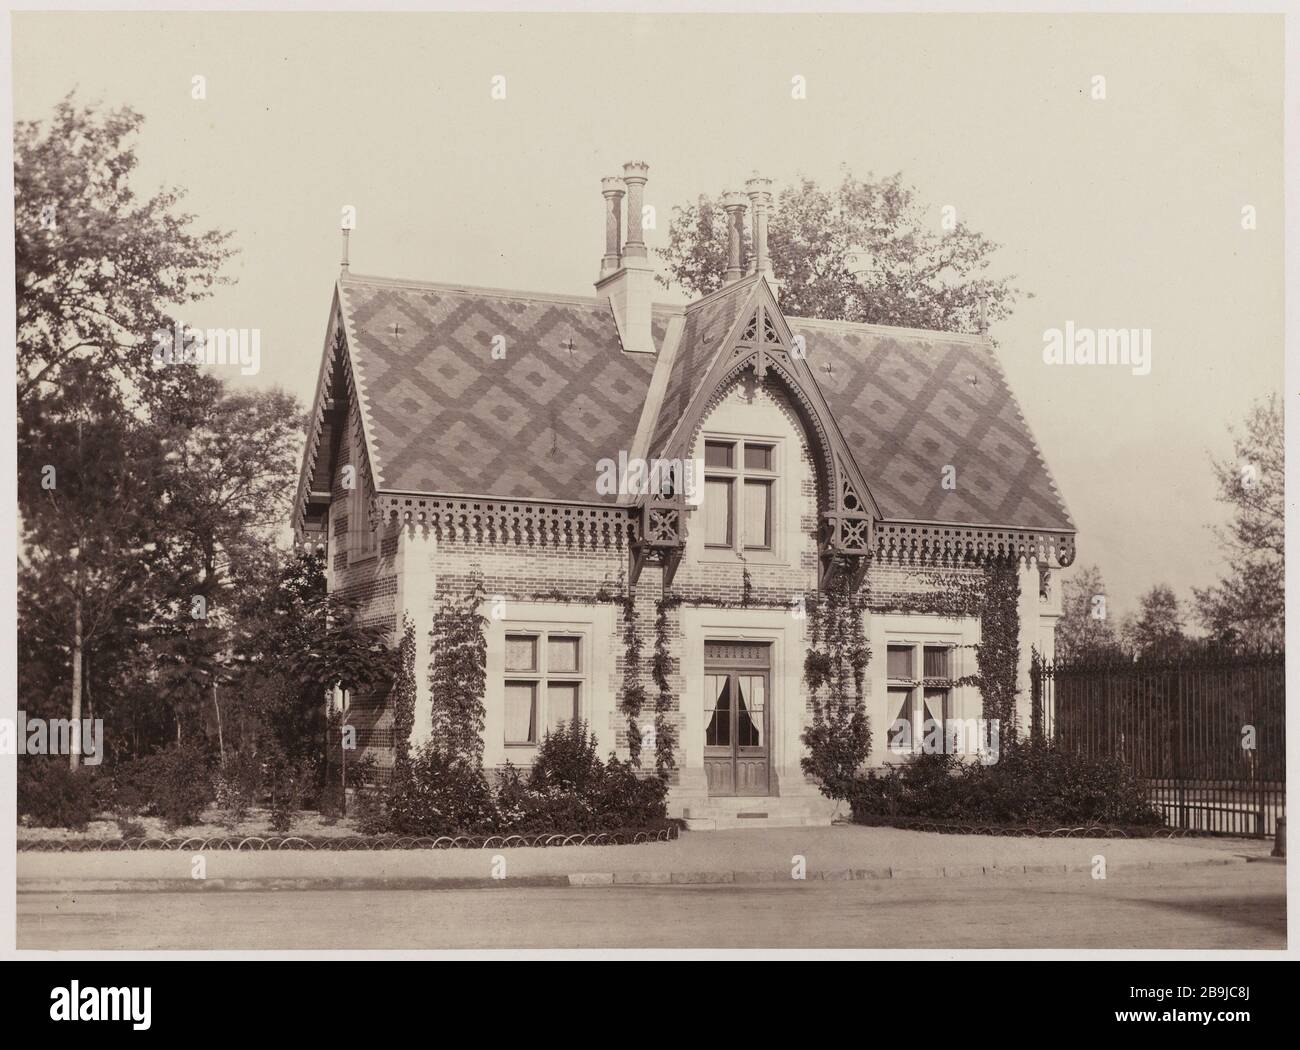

{"left": 18, "top": 361, "right": 172, "bottom": 767}
{"left": 1054, "top": 564, "right": 1123, "bottom": 662}
{"left": 15, "top": 94, "right": 233, "bottom": 410}
{"left": 658, "top": 170, "right": 1023, "bottom": 332}
{"left": 1194, "top": 394, "right": 1284, "bottom": 647}
{"left": 147, "top": 380, "right": 305, "bottom": 759}
{"left": 238, "top": 550, "right": 396, "bottom": 763}
{"left": 1123, "top": 585, "right": 1186, "bottom": 661}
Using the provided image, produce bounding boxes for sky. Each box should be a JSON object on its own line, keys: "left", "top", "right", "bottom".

{"left": 11, "top": 11, "right": 1284, "bottom": 621}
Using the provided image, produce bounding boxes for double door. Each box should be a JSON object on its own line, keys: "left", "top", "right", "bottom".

{"left": 703, "top": 642, "right": 770, "bottom": 796}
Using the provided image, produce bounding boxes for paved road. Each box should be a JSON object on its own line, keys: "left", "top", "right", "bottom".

{"left": 18, "top": 864, "right": 1285, "bottom": 950}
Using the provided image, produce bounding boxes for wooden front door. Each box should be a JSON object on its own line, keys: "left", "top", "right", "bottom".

{"left": 704, "top": 642, "right": 771, "bottom": 796}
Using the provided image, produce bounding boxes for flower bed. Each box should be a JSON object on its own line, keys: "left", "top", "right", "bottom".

{"left": 850, "top": 812, "right": 1194, "bottom": 839}
{"left": 847, "top": 744, "right": 1165, "bottom": 829}
{"left": 17, "top": 824, "right": 680, "bottom": 852}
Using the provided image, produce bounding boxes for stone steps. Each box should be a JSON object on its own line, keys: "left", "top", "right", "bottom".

{"left": 681, "top": 795, "right": 838, "bottom": 831}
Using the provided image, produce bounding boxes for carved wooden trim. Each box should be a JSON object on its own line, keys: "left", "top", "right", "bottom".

{"left": 874, "top": 521, "right": 1076, "bottom": 568}
{"left": 375, "top": 494, "right": 637, "bottom": 549}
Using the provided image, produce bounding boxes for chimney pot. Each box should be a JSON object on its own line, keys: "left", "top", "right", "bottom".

{"left": 600, "top": 176, "right": 625, "bottom": 277}
{"left": 722, "top": 191, "right": 748, "bottom": 285}
{"left": 621, "top": 161, "right": 650, "bottom": 259}
{"left": 745, "top": 174, "right": 774, "bottom": 281}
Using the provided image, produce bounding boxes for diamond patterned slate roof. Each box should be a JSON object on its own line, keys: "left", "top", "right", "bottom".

{"left": 337, "top": 275, "right": 670, "bottom": 503}
{"left": 320, "top": 272, "right": 1072, "bottom": 535}
{"left": 647, "top": 279, "right": 757, "bottom": 455}
{"left": 787, "top": 318, "right": 1074, "bottom": 531}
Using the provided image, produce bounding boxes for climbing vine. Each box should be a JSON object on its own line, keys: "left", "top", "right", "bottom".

{"left": 801, "top": 561, "right": 872, "bottom": 800}
{"left": 390, "top": 614, "right": 417, "bottom": 771}
{"left": 428, "top": 576, "right": 488, "bottom": 765}
{"left": 956, "top": 560, "right": 1021, "bottom": 747}
{"left": 651, "top": 597, "right": 680, "bottom": 773}
{"left": 869, "top": 569, "right": 985, "bottom": 618}
{"left": 619, "top": 597, "right": 647, "bottom": 765}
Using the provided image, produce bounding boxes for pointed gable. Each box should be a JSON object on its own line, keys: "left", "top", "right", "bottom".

{"left": 644, "top": 276, "right": 878, "bottom": 520}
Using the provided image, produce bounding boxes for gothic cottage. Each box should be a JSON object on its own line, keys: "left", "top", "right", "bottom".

{"left": 292, "top": 163, "right": 1076, "bottom": 828}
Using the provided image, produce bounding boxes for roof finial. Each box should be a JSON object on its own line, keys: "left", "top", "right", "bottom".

{"left": 340, "top": 226, "right": 350, "bottom": 274}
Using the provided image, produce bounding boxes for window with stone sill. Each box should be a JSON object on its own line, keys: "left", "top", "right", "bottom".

{"left": 503, "top": 631, "right": 585, "bottom": 746}
{"left": 886, "top": 641, "right": 960, "bottom": 754}
{"left": 702, "top": 438, "right": 777, "bottom": 555}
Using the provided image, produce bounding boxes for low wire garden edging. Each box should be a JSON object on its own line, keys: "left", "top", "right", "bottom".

{"left": 17, "top": 825, "right": 680, "bottom": 852}
{"left": 851, "top": 813, "right": 1203, "bottom": 839}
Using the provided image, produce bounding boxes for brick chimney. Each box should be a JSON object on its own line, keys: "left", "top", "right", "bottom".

{"left": 600, "top": 177, "right": 624, "bottom": 277}
{"left": 722, "top": 192, "right": 748, "bottom": 285}
{"left": 595, "top": 161, "right": 655, "bottom": 354}
{"left": 745, "top": 175, "right": 775, "bottom": 282}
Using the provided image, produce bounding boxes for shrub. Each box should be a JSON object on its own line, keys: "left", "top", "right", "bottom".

{"left": 529, "top": 720, "right": 604, "bottom": 795}
{"left": 492, "top": 725, "right": 670, "bottom": 833}
{"left": 213, "top": 749, "right": 263, "bottom": 829}
{"left": 383, "top": 744, "right": 499, "bottom": 836}
{"left": 801, "top": 710, "right": 871, "bottom": 800}
{"left": 137, "top": 741, "right": 214, "bottom": 829}
{"left": 264, "top": 744, "right": 316, "bottom": 833}
{"left": 596, "top": 757, "right": 669, "bottom": 829}
{"left": 360, "top": 720, "right": 671, "bottom": 836}
{"left": 17, "top": 759, "right": 98, "bottom": 830}
{"left": 848, "top": 741, "right": 1163, "bottom": 828}
{"left": 365, "top": 723, "right": 671, "bottom": 836}
{"left": 97, "top": 760, "right": 151, "bottom": 819}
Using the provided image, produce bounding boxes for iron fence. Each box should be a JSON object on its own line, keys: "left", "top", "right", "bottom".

{"left": 1031, "top": 651, "right": 1285, "bottom": 837}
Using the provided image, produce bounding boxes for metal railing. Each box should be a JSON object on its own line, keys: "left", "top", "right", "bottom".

{"left": 1031, "top": 650, "right": 1285, "bottom": 837}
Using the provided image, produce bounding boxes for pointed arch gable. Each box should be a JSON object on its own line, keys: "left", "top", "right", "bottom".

{"left": 292, "top": 284, "right": 383, "bottom": 544}
{"left": 637, "top": 277, "right": 878, "bottom": 584}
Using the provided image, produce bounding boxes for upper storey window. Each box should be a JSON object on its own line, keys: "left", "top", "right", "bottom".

{"left": 703, "top": 438, "right": 777, "bottom": 553}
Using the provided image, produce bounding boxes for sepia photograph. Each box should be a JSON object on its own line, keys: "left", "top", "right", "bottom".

{"left": 1, "top": 1, "right": 1293, "bottom": 1007}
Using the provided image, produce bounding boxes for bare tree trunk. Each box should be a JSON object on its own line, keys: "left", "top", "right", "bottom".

{"left": 213, "top": 681, "right": 226, "bottom": 767}
{"left": 69, "top": 598, "right": 83, "bottom": 770}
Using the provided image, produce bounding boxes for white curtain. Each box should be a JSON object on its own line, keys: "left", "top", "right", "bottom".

{"left": 704, "top": 479, "right": 732, "bottom": 545}
{"left": 504, "top": 683, "right": 536, "bottom": 743}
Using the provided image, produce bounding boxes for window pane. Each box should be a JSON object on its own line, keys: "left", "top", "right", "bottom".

{"left": 546, "top": 682, "right": 579, "bottom": 736}
{"left": 547, "top": 636, "right": 580, "bottom": 673}
{"left": 887, "top": 687, "right": 913, "bottom": 750}
{"left": 924, "top": 646, "right": 950, "bottom": 680}
{"left": 743, "top": 444, "right": 773, "bottom": 471}
{"left": 736, "top": 675, "right": 764, "bottom": 747}
{"left": 704, "top": 441, "right": 734, "bottom": 468}
{"left": 504, "top": 682, "right": 537, "bottom": 743}
{"left": 923, "top": 688, "right": 949, "bottom": 732}
{"left": 886, "top": 645, "right": 914, "bottom": 680}
{"left": 743, "top": 480, "right": 772, "bottom": 549}
{"left": 505, "top": 635, "right": 537, "bottom": 672}
{"left": 704, "top": 478, "right": 733, "bottom": 546}
{"left": 705, "top": 674, "right": 731, "bottom": 747}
